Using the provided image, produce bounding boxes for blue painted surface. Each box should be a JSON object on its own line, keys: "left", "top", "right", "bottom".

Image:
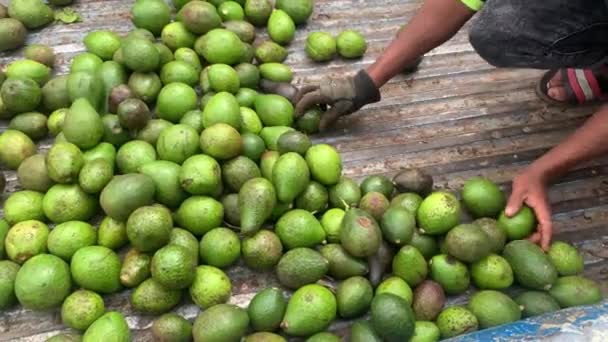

{"left": 445, "top": 300, "right": 608, "bottom": 342}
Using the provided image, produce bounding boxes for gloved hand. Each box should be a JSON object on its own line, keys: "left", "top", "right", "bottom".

{"left": 260, "top": 69, "right": 381, "bottom": 131}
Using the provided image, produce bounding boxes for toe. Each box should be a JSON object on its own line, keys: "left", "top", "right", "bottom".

{"left": 547, "top": 86, "right": 569, "bottom": 101}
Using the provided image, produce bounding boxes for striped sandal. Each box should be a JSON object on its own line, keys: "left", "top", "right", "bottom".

{"left": 536, "top": 67, "right": 608, "bottom": 106}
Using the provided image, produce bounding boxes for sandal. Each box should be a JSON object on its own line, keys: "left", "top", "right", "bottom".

{"left": 536, "top": 67, "right": 608, "bottom": 107}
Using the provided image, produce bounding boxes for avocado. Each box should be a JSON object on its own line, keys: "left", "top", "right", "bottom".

{"left": 82, "top": 312, "right": 130, "bottom": 342}
{"left": 222, "top": 156, "right": 262, "bottom": 192}
{"left": 503, "top": 240, "right": 557, "bottom": 290}
{"left": 244, "top": 0, "right": 272, "bottom": 26}
{"left": 100, "top": 114, "right": 130, "bottom": 146}
{"left": 139, "top": 160, "right": 188, "bottom": 208}
{"left": 306, "top": 144, "right": 342, "bottom": 186}
{"left": 84, "top": 30, "right": 122, "bottom": 60}
{"left": 180, "top": 109, "right": 205, "bottom": 133}
{"left": 195, "top": 28, "right": 245, "bottom": 65}
{"left": 255, "top": 41, "right": 288, "bottom": 63}
{"left": 71, "top": 53, "right": 103, "bottom": 74}
{"left": 429, "top": 254, "right": 470, "bottom": 295}
{"left": 98, "top": 216, "right": 128, "bottom": 251}
{"left": 295, "top": 181, "right": 329, "bottom": 213}
{"left": 180, "top": 154, "right": 222, "bottom": 196}
{"left": 100, "top": 174, "right": 156, "bottom": 221}
{"left": 461, "top": 177, "right": 506, "bottom": 218}
{"left": 122, "top": 38, "right": 160, "bottom": 73}
{"left": 119, "top": 248, "right": 151, "bottom": 288}
{"left": 175, "top": 196, "right": 224, "bottom": 237}
{"left": 162, "top": 22, "right": 198, "bottom": 51}
{"left": 156, "top": 124, "right": 200, "bottom": 164}
{"left": 46, "top": 142, "right": 84, "bottom": 184}
{"left": 276, "top": 247, "right": 328, "bottom": 289}
{"left": 8, "top": 112, "right": 48, "bottom": 140}
{"left": 371, "top": 293, "right": 416, "bottom": 342}
{"left": 268, "top": 10, "right": 296, "bottom": 45}
{"left": 239, "top": 177, "right": 277, "bottom": 235}
{"left": 128, "top": 72, "right": 162, "bottom": 104}
{"left": 296, "top": 107, "right": 322, "bottom": 134}
{"left": 361, "top": 174, "right": 394, "bottom": 197}
{"left": 0, "top": 18, "right": 27, "bottom": 52}
{"left": 78, "top": 158, "right": 113, "bottom": 194}
{"left": 152, "top": 244, "right": 196, "bottom": 289}
{"left": 42, "top": 76, "right": 71, "bottom": 112}
{"left": 207, "top": 66, "right": 240, "bottom": 94}
{"left": 0, "top": 260, "right": 20, "bottom": 310}
{"left": 260, "top": 126, "right": 295, "bottom": 150}
{"left": 242, "top": 230, "right": 284, "bottom": 271}
{"left": 175, "top": 47, "right": 203, "bottom": 74}
{"left": 320, "top": 208, "right": 344, "bottom": 243}
{"left": 340, "top": 208, "right": 382, "bottom": 257}
{"left": 273, "top": 153, "right": 311, "bottom": 203}
{"left": 223, "top": 20, "right": 256, "bottom": 43}
{"left": 152, "top": 313, "right": 193, "bottom": 342}
{"left": 359, "top": 191, "right": 390, "bottom": 220}
{"left": 305, "top": 32, "right": 336, "bottom": 62}
{"left": 70, "top": 246, "right": 121, "bottom": 294}
{"left": 444, "top": 223, "right": 492, "bottom": 262}
{"left": 467, "top": 290, "right": 521, "bottom": 328}
{"left": 6, "top": 59, "right": 51, "bottom": 86}
{"left": 3, "top": 191, "right": 45, "bottom": 226}
{"left": 46, "top": 334, "right": 83, "bottom": 342}
{"left": 245, "top": 332, "right": 287, "bottom": 342}
{"left": 436, "top": 306, "right": 478, "bottom": 338}
{"left": 8, "top": 0, "right": 53, "bottom": 29}
{"left": 336, "top": 30, "right": 368, "bottom": 59}
{"left": 117, "top": 98, "right": 150, "bottom": 130}
{"left": 470, "top": 254, "right": 514, "bottom": 290}
{"left": 549, "top": 275, "right": 602, "bottom": 307}
{"left": 47, "top": 221, "right": 97, "bottom": 261}
{"left": 200, "top": 123, "right": 243, "bottom": 160}
{"left": 131, "top": 278, "right": 182, "bottom": 314}
{"left": 235, "top": 63, "right": 260, "bottom": 89}
{"left": 61, "top": 290, "right": 105, "bottom": 331}
{"left": 190, "top": 265, "right": 232, "bottom": 309}
{"left": 5, "top": 220, "right": 48, "bottom": 264}
{"left": 417, "top": 191, "right": 461, "bottom": 235}
{"left": 381, "top": 206, "right": 415, "bottom": 245}
{"left": 126, "top": 205, "right": 173, "bottom": 253}
{"left": 63, "top": 98, "right": 104, "bottom": 150}
{"left": 275, "top": 0, "right": 313, "bottom": 25}
{"left": 68, "top": 71, "right": 104, "bottom": 111}
{"left": 473, "top": 217, "right": 506, "bottom": 253}
{"left": 391, "top": 246, "right": 427, "bottom": 287}
{"left": 497, "top": 206, "right": 537, "bottom": 240}
{"left": 412, "top": 280, "right": 445, "bottom": 321}
{"left": 170, "top": 228, "right": 199, "bottom": 265}
{"left": 392, "top": 168, "right": 433, "bottom": 195}
{"left": 277, "top": 131, "right": 312, "bottom": 155}
{"left": 1, "top": 77, "right": 42, "bottom": 114}
{"left": 514, "top": 291, "right": 560, "bottom": 318}
{"left": 255, "top": 94, "right": 295, "bottom": 127}
{"left": 42, "top": 184, "right": 97, "bottom": 224}
{"left": 410, "top": 321, "right": 440, "bottom": 342}
{"left": 337, "top": 276, "right": 373, "bottom": 318}
{"left": 320, "top": 244, "right": 368, "bottom": 280}
{"left": 17, "top": 154, "right": 54, "bottom": 192}
{"left": 306, "top": 332, "right": 341, "bottom": 342}
{"left": 329, "top": 177, "right": 361, "bottom": 209}
{"left": 177, "top": 0, "right": 222, "bottom": 35}
{"left": 222, "top": 194, "right": 241, "bottom": 226}
{"left": 192, "top": 304, "right": 249, "bottom": 342}
{"left": 350, "top": 321, "right": 382, "bottom": 342}
{"left": 14, "top": 254, "right": 71, "bottom": 310}
{"left": 248, "top": 287, "right": 287, "bottom": 332}
{"left": 131, "top": 0, "right": 171, "bottom": 36}
{"left": 548, "top": 241, "right": 584, "bottom": 276}
{"left": 367, "top": 239, "right": 395, "bottom": 287}
{"left": 281, "top": 284, "right": 337, "bottom": 337}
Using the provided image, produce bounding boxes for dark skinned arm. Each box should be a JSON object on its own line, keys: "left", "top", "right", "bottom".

{"left": 367, "top": 0, "right": 476, "bottom": 87}
{"left": 507, "top": 105, "right": 608, "bottom": 250}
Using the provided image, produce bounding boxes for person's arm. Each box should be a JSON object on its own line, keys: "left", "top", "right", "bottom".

{"left": 367, "top": 0, "right": 476, "bottom": 87}
{"left": 288, "top": 0, "right": 478, "bottom": 130}
{"left": 506, "top": 105, "right": 608, "bottom": 250}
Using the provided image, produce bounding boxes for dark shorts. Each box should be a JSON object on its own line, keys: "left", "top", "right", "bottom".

{"left": 469, "top": 0, "right": 608, "bottom": 69}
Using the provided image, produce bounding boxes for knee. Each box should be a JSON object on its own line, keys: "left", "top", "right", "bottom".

{"left": 469, "top": 20, "right": 511, "bottom": 68}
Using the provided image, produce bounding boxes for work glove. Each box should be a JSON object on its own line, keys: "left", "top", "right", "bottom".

{"left": 260, "top": 69, "right": 381, "bottom": 132}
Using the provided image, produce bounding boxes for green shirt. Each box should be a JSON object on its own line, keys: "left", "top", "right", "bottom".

{"left": 461, "top": 0, "right": 485, "bottom": 11}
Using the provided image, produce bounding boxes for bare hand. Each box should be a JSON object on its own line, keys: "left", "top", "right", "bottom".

{"left": 505, "top": 168, "right": 553, "bottom": 251}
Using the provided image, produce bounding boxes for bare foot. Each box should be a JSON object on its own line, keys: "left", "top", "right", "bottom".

{"left": 546, "top": 72, "right": 569, "bottom": 102}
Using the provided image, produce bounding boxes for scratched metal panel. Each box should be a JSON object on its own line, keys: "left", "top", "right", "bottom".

{"left": 1, "top": 0, "right": 608, "bottom": 341}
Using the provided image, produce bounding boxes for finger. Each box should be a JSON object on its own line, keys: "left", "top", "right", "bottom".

{"left": 525, "top": 198, "right": 553, "bottom": 251}
{"left": 319, "top": 101, "right": 353, "bottom": 132}
{"left": 259, "top": 79, "right": 298, "bottom": 103}
{"left": 505, "top": 190, "right": 523, "bottom": 217}
{"left": 528, "top": 232, "right": 541, "bottom": 243}
{"left": 294, "top": 85, "right": 319, "bottom": 104}
{"left": 295, "top": 90, "right": 334, "bottom": 116}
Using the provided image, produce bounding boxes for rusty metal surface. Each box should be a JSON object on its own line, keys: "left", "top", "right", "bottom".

{"left": 1, "top": 0, "right": 608, "bottom": 341}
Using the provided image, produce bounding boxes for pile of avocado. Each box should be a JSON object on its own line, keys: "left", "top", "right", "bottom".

{"left": 0, "top": 0, "right": 603, "bottom": 342}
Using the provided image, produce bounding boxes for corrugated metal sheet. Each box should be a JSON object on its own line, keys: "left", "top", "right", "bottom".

{"left": 1, "top": 0, "right": 607, "bottom": 340}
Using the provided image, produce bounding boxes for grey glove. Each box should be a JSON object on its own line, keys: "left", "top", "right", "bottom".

{"left": 260, "top": 70, "right": 380, "bottom": 131}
